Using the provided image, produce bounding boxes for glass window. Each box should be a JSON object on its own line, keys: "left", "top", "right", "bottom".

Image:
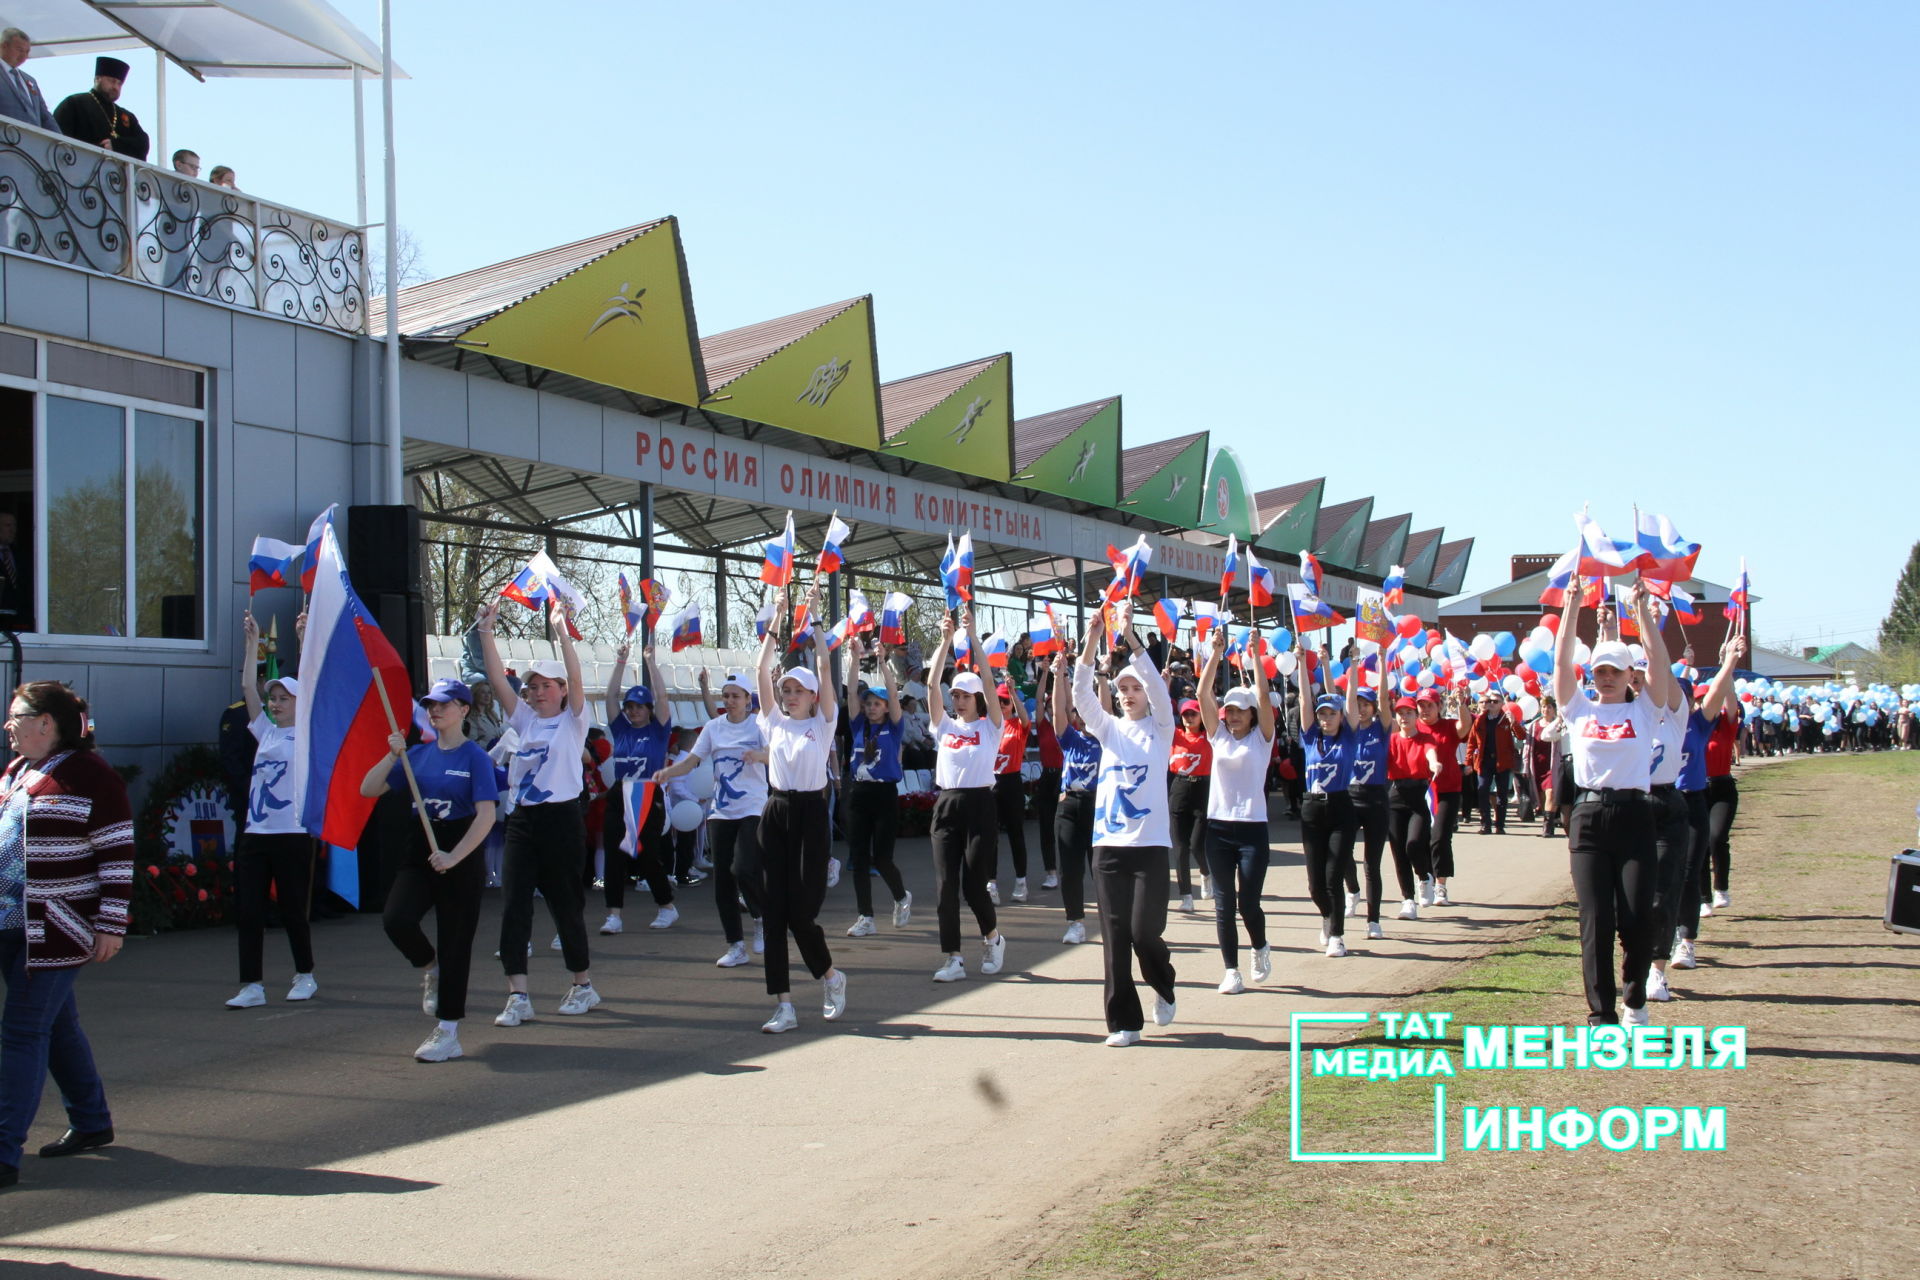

{"left": 46, "top": 343, "right": 203, "bottom": 409}
{"left": 135, "top": 411, "right": 203, "bottom": 639}
{"left": 45, "top": 397, "right": 126, "bottom": 637}
{"left": 0, "top": 386, "right": 32, "bottom": 632}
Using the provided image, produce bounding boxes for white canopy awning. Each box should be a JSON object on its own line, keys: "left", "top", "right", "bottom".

{"left": 5, "top": 0, "right": 406, "bottom": 81}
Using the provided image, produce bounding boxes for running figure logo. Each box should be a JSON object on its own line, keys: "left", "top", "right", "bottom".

{"left": 514, "top": 743, "right": 554, "bottom": 805}
{"left": 713, "top": 755, "right": 751, "bottom": 808}
{"left": 797, "top": 356, "right": 851, "bottom": 407}
{"left": 1166, "top": 473, "right": 1187, "bottom": 502}
{"left": 249, "top": 760, "right": 291, "bottom": 826}
{"left": 947, "top": 396, "right": 990, "bottom": 445}
{"left": 1069, "top": 440, "right": 1097, "bottom": 484}
{"left": 586, "top": 282, "right": 646, "bottom": 337}
{"left": 1096, "top": 762, "right": 1153, "bottom": 835}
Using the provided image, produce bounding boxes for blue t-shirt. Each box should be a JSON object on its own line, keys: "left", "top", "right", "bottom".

{"left": 390, "top": 740, "right": 501, "bottom": 823}
{"left": 1059, "top": 726, "right": 1101, "bottom": 794}
{"left": 1303, "top": 722, "right": 1356, "bottom": 795}
{"left": 1678, "top": 709, "right": 1712, "bottom": 793}
{"left": 608, "top": 712, "right": 673, "bottom": 783}
{"left": 848, "top": 716, "right": 904, "bottom": 784}
{"left": 1349, "top": 721, "right": 1388, "bottom": 788}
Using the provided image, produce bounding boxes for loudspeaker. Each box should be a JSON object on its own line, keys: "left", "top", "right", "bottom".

{"left": 347, "top": 504, "right": 422, "bottom": 595}
{"left": 1887, "top": 851, "right": 1920, "bottom": 936}
{"left": 367, "top": 590, "right": 428, "bottom": 697}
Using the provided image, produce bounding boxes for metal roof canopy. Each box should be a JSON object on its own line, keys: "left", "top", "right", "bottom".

{"left": 13, "top": 0, "right": 402, "bottom": 79}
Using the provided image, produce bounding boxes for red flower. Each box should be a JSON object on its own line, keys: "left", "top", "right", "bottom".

{"left": 197, "top": 889, "right": 209, "bottom": 901}
{"left": 183, "top": 863, "right": 198, "bottom": 876}
{"left": 146, "top": 864, "right": 161, "bottom": 877}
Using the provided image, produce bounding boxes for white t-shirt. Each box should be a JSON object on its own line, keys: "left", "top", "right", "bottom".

{"left": 934, "top": 715, "right": 998, "bottom": 790}
{"left": 758, "top": 708, "right": 835, "bottom": 793}
{"left": 1072, "top": 651, "right": 1174, "bottom": 848}
{"left": 691, "top": 714, "right": 769, "bottom": 820}
{"left": 247, "top": 714, "right": 305, "bottom": 836}
{"left": 1563, "top": 690, "right": 1660, "bottom": 792}
{"left": 507, "top": 701, "right": 590, "bottom": 807}
{"left": 1206, "top": 723, "right": 1272, "bottom": 824}
{"left": 1648, "top": 699, "right": 1686, "bottom": 786}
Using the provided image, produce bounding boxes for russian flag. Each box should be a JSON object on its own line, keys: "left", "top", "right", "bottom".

{"left": 291, "top": 522, "right": 414, "bottom": 869}
{"left": 638, "top": 577, "right": 671, "bottom": 629}
{"left": 755, "top": 598, "right": 777, "bottom": 639}
{"left": 1383, "top": 564, "right": 1406, "bottom": 608}
{"left": 880, "top": 592, "right": 911, "bottom": 645}
{"left": 618, "top": 573, "right": 642, "bottom": 634}
{"left": 817, "top": 515, "right": 853, "bottom": 577}
{"left": 825, "top": 617, "right": 851, "bottom": 652}
{"left": 847, "top": 588, "right": 876, "bottom": 635}
{"left": 1670, "top": 586, "right": 1702, "bottom": 625}
{"left": 1538, "top": 547, "right": 1578, "bottom": 607}
{"left": 671, "top": 603, "right": 703, "bottom": 653}
{"left": 1726, "top": 559, "right": 1749, "bottom": 622}
{"left": 789, "top": 602, "right": 812, "bottom": 651}
{"left": 1288, "top": 582, "right": 1345, "bottom": 632}
{"left": 983, "top": 631, "right": 1012, "bottom": 669}
{"left": 1246, "top": 548, "right": 1275, "bottom": 608}
{"left": 299, "top": 505, "right": 336, "bottom": 594}
{"left": 248, "top": 536, "right": 302, "bottom": 594}
{"left": 1219, "top": 534, "right": 1239, "bottom": 600}
{"left": 1300, "top": 552, "right": 1324, "bottom": 599}
{"left": 618, "top": 778, "right": 658, "bottom": 856}
{"left": 1574, "top": 512, "right": 1642, "bottom": 577}
{"left": 1153, "top": 597, "right": 1181, "bottom": 642}
{"left": 762, "top": 512, "right": 797, "bottom": 587}
{"left": 1029, "top": 610, "right": 1060, "bottom": 656}
{"left": 954, "top": 532, "right": 975, "bottom": 602}
{"left": 1191, "top": 599, "right": 1221, "bottom": 642}
{"left": 1634, "top": 512, "right": 1700, "bottom": 583}
{"left": 952, "top": 628, "right": 973, "bottom": 667}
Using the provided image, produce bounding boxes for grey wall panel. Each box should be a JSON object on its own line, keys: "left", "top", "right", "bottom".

{"left": 538, "top": 392, "right": 602, "bottom": 473}
{"left": 230, "top": 424, "right": 299, "bottom": 546}
{"left": 295, "top": 326, "right": 353, "bottom": 441}
{"left": 163, "top": 660, "right": 237, "bottom": 745}
{"left": 467, "top": 377, "right": 537, "bottom": 462}
{"left": 20, "top": 661, "right": 89, "bottom": 700}
{"left": 398, "top": 362, "right": 468, "bottom": 448}
{"left": 87, "top": 275, "right": 165, "bottom": 356}
{"left": 232, "top": 313, "right": 297, "bottom": 430}
{"left": 294, "top": 435, "right": 353, "bottom": 524}
{"left": 163, "top": 294, "right": 232, "bottom": 368}
{"left": 6, "top": 256, "right": 89, "bottom": 340}
{"left": 91, "top": 662, "right": 165, "bottom": 744}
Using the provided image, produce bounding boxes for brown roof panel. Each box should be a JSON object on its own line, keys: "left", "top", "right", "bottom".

{"left": 1403, "top": 527, "right": 1443, "bottom": 560}
{"left": 1013, "top": 397, "right": 1116, "bottom": 471}
{"left": 700, "top": 297, "right": 867, "bottom": 393}
{"left": 1121, "top": 431, "right": 1206, "bottom": 496}
{"left": 1313, "top": 496, "right": 1371, "bottom": 545}
{"left": 1361, "top": 513, "right": 1412, "bottom": 559}
{"left": 1254, "top": 478, "right": 1321, "bottom": 522}
{"left": 879, "top": 356, "right": 1002, "bottom": 439}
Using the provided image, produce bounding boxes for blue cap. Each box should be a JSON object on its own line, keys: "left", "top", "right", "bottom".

{"left": 623, "top": 684, "right": 653, "bottom": 706}
{"left": 1356, "top": 685, "right": 1378, "bottom": 701}
{"left": 1314, "top": 694, "right": 1343, "bottom": 711}
{"left": 421, "top": 678, "right": 470, "bottom": 705}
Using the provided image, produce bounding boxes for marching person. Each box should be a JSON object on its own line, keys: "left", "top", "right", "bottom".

{"left": 751, "top": 583, "right": 847, "bottom": 1033}
{"left": 1528, "top": 695, "right": 1568, "bottom": 838}
{"left": 987, "top": 676, "right": 1031, "bottom": 905}
{"left": 1382, "top": 657, "right": 1441, "bottom": 923}
{"left": 1071, "top": 603, "right": 1177, "bottom": 1047}
{"left": 600, "top": 643, "right": 678, "bottom": 934}
{"left": 925, "top": 609, "right": 1008, "bottom": 982}
{"left": 839, "top": 634, "right": 912, "bottom": 937}
{"left": 227, "top": 610, "right": 318, "bottom": 1009}
{"left": 1195, "top": 626, "right": 1276, "bottom": 992}
{"left": 358, "top": 679, "right": 499, "bottom": 1063}
{"left": 1031, "top": 674, "right": 1065, "bottom": 893}
{"left": 654, "top": 671, "right": 768, "bottom": 969}
{"left": 1413, "top": 688, "right": 1471, "bottom": 905}
{"left": 1347, "top": 677, "right": 1391, "bottom": 940}
{"left": 1467, "top": 688, "right": 1525, "bottom": 835}
{"left": 474, "top": 599, "right": 600, "bottom": 1027}
{"left": 1048, "top": 647, "right": 1099, "bottom": 944}
{"left": 0, "top": 682, "right": 130, "bottom": 1190}
{"left": 1673, "top": 635, "right": 1744, "bottom": 970}
{"left": 1296, "top": 641, "right": 1358, "bottom": 958}
{"left": 1167, "top": 696, "right": 1213, "bottom": 912}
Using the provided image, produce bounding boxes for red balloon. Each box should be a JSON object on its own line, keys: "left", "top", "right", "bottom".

{"left": 1396, "top": 614, "right": 1424, "bottom": 639}
{"left": 1539, "top": 614, "right": 1561, "bottom": 633}
{"left": 1401, "top": 676, "right": 1419, "bottom": 694}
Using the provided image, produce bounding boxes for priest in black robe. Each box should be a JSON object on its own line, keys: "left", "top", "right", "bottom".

{"left": 53, "top": 56, "right": 149, "bottom": 160}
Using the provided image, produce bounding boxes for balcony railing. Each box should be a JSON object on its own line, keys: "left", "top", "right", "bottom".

{"left": 0, "top": 119, "right": 364, "bottom": 335}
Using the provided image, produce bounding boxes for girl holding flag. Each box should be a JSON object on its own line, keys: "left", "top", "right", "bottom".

{"left": 1167, "top": 693, "right": 1213, "bottom": 914}
{"left": 1413, "top": 688, "right": 1471, "bottom": 906}
{"left": 1345, "top": 662, "right": 1391, "bottom": 940}
{"left": 1047, "top": 646, "right": 1100, "bottom": 943}
{"left": 926, "top": 609, "right": 1009, "bottom": 982}
{"left": 474, "top": 599, "right": 600, "bottom": 1026}
{"left": 654, "top": 671, "right": 768, "bottom": 969}
{"left": 1296, "top": 638, "right": 1360, "bottom": 958}
{"left": 1381, "top": 658, "right": 1441, "bottom": 925}
{"left": 839, "top": 634, "right": 913, "bottom": 938}
{"left": 1195, "top": 623, "right": 1276, "bottom": 992}
{"left": 599, "top": 643, "right": 679, "bottom": 934}
{"left": 988, "top": 673, "right": 1032, "bottom": 905}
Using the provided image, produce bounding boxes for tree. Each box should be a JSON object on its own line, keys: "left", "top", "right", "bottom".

{"left": 1879, "top": 540, "right": 1920, "bottom": 652}
{"left": 369, "top": 226, "right": 429, "bottom": 299}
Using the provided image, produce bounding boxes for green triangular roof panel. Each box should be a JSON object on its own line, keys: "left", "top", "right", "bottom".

{"left": 1402, "top": 527, "right": 1445, "bottom": 587}
{"left": 1014, "top": 398, "right": 1120, "bottom": 508}
{"left": 879, "top": 354, "right": 1013, "bottom": 482}
{"left": 1431, "top": 538, "right": 1475, "bottom": 595}
{"left": 1359, "top": 513, "right": 1412, "bottom": 577}
{"left": 1120, "top": 432, "right": 1208, "bottom": 527}
{"left": 1253, "top": 478, "right": 1324, "bottom": 554}
{"left": 1313, "top": 496, "right": 1374, "bottom": 568}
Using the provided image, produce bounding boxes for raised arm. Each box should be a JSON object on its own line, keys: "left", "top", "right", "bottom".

{"left": 475, "top": 600, "right": 520, "bottom": 719}
{"left": 842, "top": 634, "right": 867, "bottom": 724}
{"left": 1253, "top": 630, "right": 1276, "bottom": 741}
{"left": 1197, "top": 627, "right": 1225, "bottom": 735}
{"left": 240, "top": 611, "right": 264, "bottom": 722}
{"left": 1699, "top": 633, "right": 1746, "bottom": 721}
{"left": 557, "top": 601, "right": 586, "bottom": 715}
{"left": 1296, "top": 634, "right": 1314, "bottom": 735}
{"left": 967, "top": 608, "right": 1004, "bottom": 730}
{"left": 1121, "top": 604, "right": 1172, "bottom": 731}
{"left": 606, "top": 642, "right": 631, "bottom": 724}
{"left": 755, "top": 624, "right": 780, "bottom": 721}
{"left": 1551, "top": 587, "right": 1581, "bottom": 709}
{"left": 927, "top": 615, "right": 954, "bottom": 731}
{"left": 1072, "top": 609, "right": 1117, "bottom": 738}
{"left": 1628, "top": 583, "right": 1677, "bottom": 711}
{"left": 644, "top": 643, "right": 669, "bottom": 727}
{"left": 1049, "top": 647, "right": 1072, "bottom": 730}
{"left": 697, "top": 668, "right": 720, "bottom": 720}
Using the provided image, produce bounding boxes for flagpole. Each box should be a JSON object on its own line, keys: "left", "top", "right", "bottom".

{"left": 370, "top": 670, "right": 444, "bottom": 858}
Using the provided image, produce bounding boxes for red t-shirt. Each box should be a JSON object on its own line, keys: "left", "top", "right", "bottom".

{"left": 1387, "top": 730, "right": 1437, "bottom": 782}
{"left": 1421, "top": 720, "right": 1464, "bottom": 793}
{"left": 994, "top": 719, "right": 1029, "bottom": 776}
{"left": 1169, "top": 727, "right": 1213, "bottom": 777}
{"left": 1035, "top": 719, "right": 1063, "bottom": 770}
{"left": 1705, "top": 709, "right": 1740, "bottom": 777}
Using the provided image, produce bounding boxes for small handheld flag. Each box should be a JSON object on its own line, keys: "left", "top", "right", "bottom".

{"left": 982, "top": 631, "right": 1012, "bottom": 669}
{"left": 1383, "top": 564, "right": 1406, "bottom": 608}
{"left": 1152, "top": 597, "right": 1181, "bottom": 643}
{"left": 939, "top": 534, "right": 966, "bottom": 610}
{"left": 299, "top": 504, "right": 336, "bottom": 594}
{"left": 671, "top": 604, "right": 703, "bottom": 653}
{"left": 1300, "top": 551, "right": 1324, "bottom": 599}
{"left": 1191, "top": 599, "right": 1222, "bottom": 642}
{"left": 638, "top": 577, "right": 671, "bottom": 629}
{"left": 846, "top": 587, "right": 876, "bottom": 635}
{"left": 761, "top": 512, "right": 797, "bottom": 587}
{"left": 1219, "top": 534, "right": 1240, "bottom": 601}
{"left": 618, "top": 779, "right": 658, "bottom": 856}
{"left": 1287, "top": 582, "right": 1345, "bottom": 632}
{"left": 1670, "top": 585, "right": 1702, "bottom": 625}
{"left": 248, "top": 537, "right": 302, "bottom": 594}
{"left": 954, "top": 532, "right": 975, "bottom": 602}
{"left": 1354, "top": 588, "right": 1394, "bottom": 644}
{"left": 880, "top": 592, "right": 912, "bottom": 645}
{"left": 1245, "top": 548, "right": 1275, "bottom": 608}
{"left": 1633, "top": 512, "right": 1700, "bottom": 582}
{"left": 817, "top": 515, "right": 852, "bottom": 577}
{"left": 1725, "top": 560, "right": 1750, "bottom": 627}
{"left": 1029, "top": 610, "right": 1061, "bottom": 656}
{"left": 754, "top": 598, "right": 777, "bottom": 639}
{"left": 1538, "top": 547, "right": 1579, "bottom": 607}
{"left": 952, "top": 627, "right": 973, "bottom": 667}
{"left": 618, "top": 573, "right": 642, "bottom": 634}
{"left": 1574, "top": 511, "right": 1642, "bottom": 577}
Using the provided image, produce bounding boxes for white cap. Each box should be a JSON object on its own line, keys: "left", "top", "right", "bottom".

{"left": 525, "top": 659, "right": 568, "bottom": 682}
{"left": 1222, "top": 687, "right": 1259, "bottom": 711}
{"left": 266, "top": 675, "right": 301, "bottom": 698}
{"left": 721, "top": 672, "right": 753, "bottom": 694}
{"left": 952, "top": 672, "right": 987, "bottom": 696}
{"left": 778, "top": 666, "right": 819, "bottom": 694}
{"left": 1589, "top": 640, "right": 1634, "bottom": 672}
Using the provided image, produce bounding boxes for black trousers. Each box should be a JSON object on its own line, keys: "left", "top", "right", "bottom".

{"left": 1092, "top": 843, "right": 1177, "bottom": 1033}
{"left": 1476, "top": 770, "right": 1511, "bottom": 830}
{"left": 1204, "top": 820, "right": 1270, "bottom": 968}
{"left": 1647, "top": 786, "right": 1692, "bottom": 960}
{"left": 1386, "top": 779, "right": 1434, "bottom": 899}
{"left": 598, "top": 790, "right": 674, "bottom": 910}
{"left": 1349, "top": 785, "right": 1390, "bottom": 921}
{"left": 501, "top": 800, "right": 591, "bottom": 978}
{"left": 759, "top": 790, "right": 834, "bottom": 996}
{"left": 1300, "top": 791, "right": 1357, "bottom": 937}
{"left": 930, "top": 788, "right": 998, "bottom": 953}
{"left": 1033, "top": 768, "right": 1061, "bottom": 872}
{"left": 845, "top": 780, "right": 907, "bottom": 917}
{"left": 383, "top": 817, "right": 486, "bottom": 1022}
{"left": 1568, "top": 796, "right": 1655, "bottom": 1023}
{"left": 993, "top": 772, "right": 1030, "bottom": 880}
{"left": 1675, "top": 790, "right": 1710, "bottom": 941}
{"left": 1168, "top": 774, "right": 1210, "bottom": 895}
{"left": 1432, "top": 791, "right": 1461, "bottom": 878}
{"left": 708, "top": 815, "right": 764, "bottom": 944}
{"left": 234, "top": 832, "right": 315, "bottom": 984}
{"left": 1703, "top": 774, "right": 1737, "bottom": 894}
{"left": 1053, "top": 790, "right": 1093, "bottom": 921}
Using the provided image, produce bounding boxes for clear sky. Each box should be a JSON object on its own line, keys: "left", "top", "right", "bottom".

{"left": 23, "top": 2, "right": 1917, "bottom": 652}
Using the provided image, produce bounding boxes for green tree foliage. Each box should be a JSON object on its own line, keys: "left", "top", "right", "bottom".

{"left": 1879, "top": 540, "right": 1920, "bottom": 652}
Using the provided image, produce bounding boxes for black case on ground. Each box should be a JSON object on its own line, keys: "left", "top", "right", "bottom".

{"left": 1885, "top": 851, "right": 1920, "bottom": 936}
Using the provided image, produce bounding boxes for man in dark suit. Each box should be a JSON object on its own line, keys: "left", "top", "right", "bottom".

{"left": 54, "top": 56, "right": 149, "bottom": 160}
{"left": 0, "top": 28, "right": 57, "bottom": 130}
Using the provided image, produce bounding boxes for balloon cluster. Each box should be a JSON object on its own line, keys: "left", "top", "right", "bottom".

{"left": 1732, "top": 676, "right": 1914, "bottom": 734}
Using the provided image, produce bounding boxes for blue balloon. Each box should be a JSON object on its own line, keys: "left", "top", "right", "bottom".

{"left": 1330, "top": 659, "right": 1348, "bottom": 678}
{"left": 1524, "top": 646, "right": 1555, "bottom": 675}
{"left": 1494, "top": 631, "right": 1517, "bottom": 659}
{"left": 1268, "top": 627, "right": 1293, "bottom": 651}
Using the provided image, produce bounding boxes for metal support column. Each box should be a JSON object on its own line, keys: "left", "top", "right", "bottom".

{"left": 638, "top": 483, "right": 655, "bottom": 643}
{"left": 827, "top": 569, "right": 842, "bottom": 692}
{"left": 1075, "top": 561, "right": 1086, "bottom": 638}
{"left": 713, "top": 556, "right": 729, "bottom": 650}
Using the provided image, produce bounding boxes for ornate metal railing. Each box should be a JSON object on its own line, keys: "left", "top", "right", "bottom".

{"left": 0, "top": 119, "right": 364, "bottom": 335}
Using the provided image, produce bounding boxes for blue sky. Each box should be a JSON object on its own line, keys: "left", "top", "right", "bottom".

{"left": 26, "top": 2, "right": 1917, "bottom": 650}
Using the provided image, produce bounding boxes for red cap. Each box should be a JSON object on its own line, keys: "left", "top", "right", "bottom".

{"left": 996, "top": 683, "right": 1013, "bottom": 699}
{"left": 1394, "top": 697, "right": 1418, "bottom": 712}
{"left": 1416, "top": 689, "right": 1442, "bottom": 704}
{"left": 1179, "top": 698, "right": 1201, "bottom": 715}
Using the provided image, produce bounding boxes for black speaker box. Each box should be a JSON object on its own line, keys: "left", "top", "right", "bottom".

{"left": 1886, "top": 852, "right": 1920, "bottom": 936}
{"left": 347, "top": 504, "right": 422, "bottom": 595}
{"left": 367, "top": 590, "right": 428, "bottom": 697}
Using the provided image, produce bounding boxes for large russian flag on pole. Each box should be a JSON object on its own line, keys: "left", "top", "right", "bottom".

{"left": 293, "top": 521, "right": 414, "bottom": 899}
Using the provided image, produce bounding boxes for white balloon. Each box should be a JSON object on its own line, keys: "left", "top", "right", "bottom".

{"left": 668, "top": 799, "right": 705, "bottom": 832}
{"left": 685, "top": 761, "right": 715, "bottom": 801}
{"left": 1518, "top": 694, "right": 1540, "bottom": 719}
{"left": 1502, "top": 675, "right": 1525, "bottom": 698}
{"left": 1573, "top": 642, "right": 1592, "bottom": 667}
{"left": 1276, "top": 652, "right": 1298, "bottom": 676}
{"left": 1469, "top": 634, "right": 1497, "bottom": 662}
{"left": 1416, "top": 669, "right": 1436, "bottom": 687}
{"left": 1528, "top": 627, "right": 1556, "bottom": 651}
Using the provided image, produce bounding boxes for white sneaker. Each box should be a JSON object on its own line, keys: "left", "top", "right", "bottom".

{"left": 1398, "top": 899, "right": 1419, "bottom": 920}
{"left": 1672, "top": 937, "right": 1698, "bottom": 969}
{"left": 982, "top": 932, "right": 1008, "bottom": 975}
{"left": 1252, "top": 944, "right": 1272, "bottom": 983}
{"left": 1180, "top": 894, "right": 1196, "bottom": 913}
{"left": 822, "top": 971, "right": 847, "bottom": 1021}
{"left": 549, "top": 935, "right": 562, "bottom": 951}
{"left": 1202, "top": 876, "right": 1214, "bottom": 901}
{"left": 1042, "top": 872, "right": 1060, "bottom": 889}
{"left": 752, "top": 921, "right": 766, "bottom": 954}
{"left": 933, "top": 955, "right": 966, "bottom": 982}
{"left": 762, "top": 1002, "right": 798, "bottom": 1034}
{"left": 1219, "top": 969, "right": 1246, "bottom": 995}
{"left": 1345, "top": 890, "right": 1360, "bottom": 916}
{"left": 1420, "top": 878, "right": 1437, "bottom": 906}
{"left": 1699, "top": 899, "right": 1714, "bottom": 918}
{"left": 987, "top": 880, "right": 1000, "bottom": 905}
{"left": 1105, "top": 1029, "right": 1141, "bottom": 1047}
{"left": 414, "top": 1026, "right": 462, "bottom": 1063}
{"left": 1012, "top": 877, "right": 1029, "bottom": 903}
{"left": 1319, "top": 927, "right": 1328, "bottom": 947}
{"left": 1712, "top": 890, "right": 1730, "bottom": 909}
{"left": 716, "top": 941, "right": 750, "bottom": 968}
{"left": 827, "top": 857, "right": 842, "bottom": 888}
{"left": 287, "top": 974, "right": 317, "bottom": 1002}
{"left": 1367, "top": 922, "right": 1385, "bottom": 940}
{"left": 420, "top": 969, "right": 439, "bottom": 1017}
{"left": 494, "top": 993, "right": 534, "bottom": 1027}
{"left": 1153, "top": 995, "right": 1177, "bottom": 1027}
{"left": 1325, "top": 936, "right": 1348, "bottom": 958}
{"left": 599, "top": 914, "right": 624, "bottom": 935}
{"left": 1624, "top": 1005, "right": 1651, "bottom": 1027}
{"left": 556, "top": 984, "right": 601, "bottom": 1016}
{"left": 650, "top": 904, "right": 679, "bottom": 930}
{"left": 1647, "top": 966, "right": 1672, "bottom": 1002}
{"left": 1062, "top": 919, "right": 1086, "bottom": 945}
{"left": 225, "top": 983, "right": 265, "bottom": 1009}
{"left": 893, "top": 892, "right": 913, "bottom": 928}
{"left": 847, "top": 915, "right": 876, "bottom": 937}
{"left": 1434, "top": 884, "right": 1451, "bottom": 907}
